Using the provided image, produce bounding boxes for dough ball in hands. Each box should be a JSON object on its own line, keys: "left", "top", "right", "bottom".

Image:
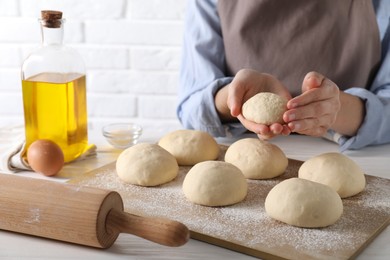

{"left": 158, "top": 129, "right": 219, "bottom": 166}
{"left": 182, "top": 161, "right": 247, "bottom": 207}
{"left": 224, "top": 138, "right": 288, "bottom": 179}
{"left": 265, "top": 178, "right": 343, "bottom": 228}
{"left": 242, "top": 92, "right": 287, "bottom": 125}
{"left": 116, "top": 143, "right": 179, "bottom": 186}
{"left": 298, "top": 152, "right": 366, "bottom": 198}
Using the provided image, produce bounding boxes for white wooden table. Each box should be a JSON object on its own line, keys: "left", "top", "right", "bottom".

{"left": 0, "top": 127, "right": 389, "bottom": 260}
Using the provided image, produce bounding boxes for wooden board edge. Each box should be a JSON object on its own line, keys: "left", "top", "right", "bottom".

{"left": 349, "top": 217, "right": 390, "bottom": 260}
{"left": 190, "top": 231, "right": 288, "bottom": 260}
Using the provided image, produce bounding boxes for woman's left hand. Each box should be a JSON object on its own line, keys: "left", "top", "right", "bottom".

{"left": 283, "top": 71, "right": 341, "bottom": 136}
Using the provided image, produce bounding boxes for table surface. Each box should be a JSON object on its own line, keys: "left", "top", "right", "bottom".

{"left": 0, "top": 127, "right": 389, "bottom": 260}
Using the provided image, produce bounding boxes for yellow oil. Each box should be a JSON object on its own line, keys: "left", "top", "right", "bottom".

{"left": 22, "top": 73, "right": 89, "bottom": 162}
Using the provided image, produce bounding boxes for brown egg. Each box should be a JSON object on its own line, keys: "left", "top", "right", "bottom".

{"left": 27, "top": 139, "right": 64, "bottom": 176}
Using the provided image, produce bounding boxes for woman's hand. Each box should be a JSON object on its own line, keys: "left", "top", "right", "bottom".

{"left": 283, "top": 71, "right": 341, "bottom": 136}
{"left": 215, "top": 69, "right": 292, "bottom": 139}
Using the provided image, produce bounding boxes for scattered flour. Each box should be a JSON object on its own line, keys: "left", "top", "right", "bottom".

{"left": 25, "top": 208, "right": 41, "bottom": 224}
{"left": 71, "top": 153, "right": 390, "bottom": 260}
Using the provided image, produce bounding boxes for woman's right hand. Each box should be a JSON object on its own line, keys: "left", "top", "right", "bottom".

{"left": 215, "top": 69, "right": 292, "bottom": 138}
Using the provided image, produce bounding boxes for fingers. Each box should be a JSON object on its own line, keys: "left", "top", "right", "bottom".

{"left": 284, "top": 98, "right": 338, "bottom": 124}
{"left": 284, "top": 71, "right": 341, "bottom": 136}
{"left": 237, "top": 114, "right": 291, "bottom": 139}
{"left": 237, "top": 114, "right": 268, "bottom": 134}
{"left": 227, "top": 87, "right": 242, "bottom": 117}
{"left": 302, "top": 71, "right": 325, "bottom": 92}
{"left": 257, "top": 124, "right": 291, "bottom": 140}
{"left": 288, "top": 79, "right": 338, "bottom": 109}
{"left": 226, "top": 69, "right": 255, "bottom": 117}
{"left": 287, "top": 114, "right": 334, "bottom": 136}
{"left": 281, "top": 125, "right": 291, "bottom": 136}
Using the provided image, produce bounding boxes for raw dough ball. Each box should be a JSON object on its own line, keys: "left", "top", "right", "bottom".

{"left": 116, "top": 143, "right": 178, "bottom": 186}
{"left": 298, "top": 152, "right": 366, "bottom": 198}
{"left": 265, "top": 178, "right": 343, "bottom": 228}
{"left": 242, "top": 92, "right": 287, "bottom": 125}
{"left": 182, "top": 161, "right": 247, "bottom": 207}
{"left": 242, "top": 92, "right": 287, "bottom": 124}
{"left": 158, "top": 129, "right": 219, "bottom": 166}
{"left": 224, "top": 138, "right": 288, "bottom": 179}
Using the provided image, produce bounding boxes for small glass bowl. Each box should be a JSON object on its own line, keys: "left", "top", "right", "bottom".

{"left": 102, "top": 123, "right": 142, "bottom": 149}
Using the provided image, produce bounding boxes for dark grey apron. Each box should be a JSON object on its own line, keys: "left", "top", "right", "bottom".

{"left": 217, "top": 0, "right": 381, "bottom": 96}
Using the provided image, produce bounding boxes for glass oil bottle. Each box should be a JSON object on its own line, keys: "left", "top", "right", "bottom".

{"left": 21, "top": 10, "right": 89, "bottom": 162}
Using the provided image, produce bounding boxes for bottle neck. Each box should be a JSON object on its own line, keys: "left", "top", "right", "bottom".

{"left": 39, "top": 19, "right": 64, "bottom": 46}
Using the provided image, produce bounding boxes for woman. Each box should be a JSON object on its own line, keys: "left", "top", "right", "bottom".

{"left": 177, "top": 0, "right": 390, "bottom": 150}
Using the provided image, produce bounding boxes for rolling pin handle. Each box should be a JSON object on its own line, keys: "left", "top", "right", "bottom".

{"left": 106, "top": 208, "right": 190, "bottom": 247}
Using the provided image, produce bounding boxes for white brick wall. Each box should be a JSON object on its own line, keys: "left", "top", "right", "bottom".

{"left": 0, "top": 0, "right": 186, "bottom": 133}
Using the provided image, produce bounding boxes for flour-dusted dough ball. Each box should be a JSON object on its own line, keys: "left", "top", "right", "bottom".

{"left": 224, "top": 138, "right": 288, "bottom": 179}
{"left": 265, "top": 178, "right": 343, "bottom": 228}
{"left": 158, "top": 129, "right": 219, "bottom": 166}
{"left": 116, "top": 143, "right": 179, "bottom": 186}
{"left": 182, "top": 161, "right": 247, "bottom": 207}
{"left": 242, "top": 92, "right": 287, "bottom": 125}
{"left": 298, "top": 152, "right": 366, "bottom": 198}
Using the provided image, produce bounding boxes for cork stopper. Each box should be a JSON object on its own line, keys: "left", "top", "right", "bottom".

{"left": 41, "top": 10, "right": 63, "bottom": 28}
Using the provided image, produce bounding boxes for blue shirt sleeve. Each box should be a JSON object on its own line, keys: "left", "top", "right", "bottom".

{"left": 177, "top": 0, "right": 248, "bottom": 137}
{"left": 338, "top": 0, "right": 390, "bottom": 150}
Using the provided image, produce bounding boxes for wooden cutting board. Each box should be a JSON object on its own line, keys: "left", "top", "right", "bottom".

{"left": 68, "top": 146, "right": 390, "bottom": 260}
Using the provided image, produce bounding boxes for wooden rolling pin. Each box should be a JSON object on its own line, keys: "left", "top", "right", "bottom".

{"left": 0, "top": 174, "right": 189, "bottom": 248}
